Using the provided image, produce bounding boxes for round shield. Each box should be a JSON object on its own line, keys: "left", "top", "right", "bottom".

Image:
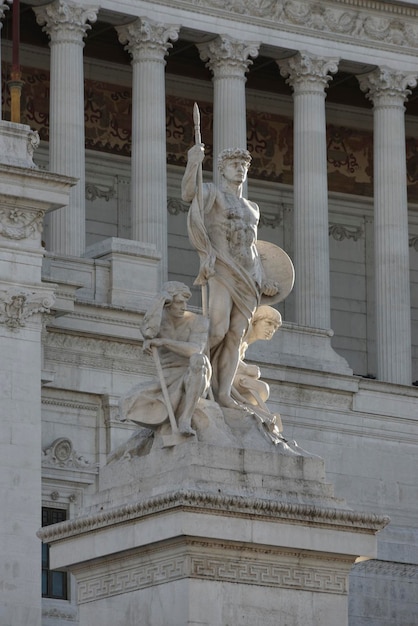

{"left": 256, "top": 240, "right": 295, "bottom": 305}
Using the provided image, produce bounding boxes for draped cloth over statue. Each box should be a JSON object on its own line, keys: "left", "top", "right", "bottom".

{"left": 187, "top": 182, "right": 262, "bottom": 321}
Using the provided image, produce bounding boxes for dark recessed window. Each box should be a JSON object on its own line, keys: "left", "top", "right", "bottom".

{"left": 42, "top": 507, "right": 68, "bottom": 600}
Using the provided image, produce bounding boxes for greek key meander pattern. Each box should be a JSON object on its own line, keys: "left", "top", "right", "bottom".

{"left": 77, "top": 550, "right": 348, "bottom": 603}
{"left": 354, "top": 559, "right": 418, "bottom": 579}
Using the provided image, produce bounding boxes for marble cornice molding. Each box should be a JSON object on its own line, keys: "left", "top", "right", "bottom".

{"left": 159, "top": 0, "right": 418, "bottom": 53}
{"left": 37, "top": 488, "right": 390, "bottom": 543}
{"left": 42, "top": 395, "right": 99, "bottom": 413}
{"left": 34, "top": 0, "right": 98, "bottom": 46}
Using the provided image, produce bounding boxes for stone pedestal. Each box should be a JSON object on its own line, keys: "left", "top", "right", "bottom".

{"left": 40, "top": 422, "right": 387, "bottom": 626}
{"left": 85, "top": 237, "right": 161, "bottom": 310}
{"left": 0, "top": 121, "right": 74, "bottom": 626}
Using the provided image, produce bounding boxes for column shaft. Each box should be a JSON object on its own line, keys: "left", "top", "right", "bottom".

{"left": 198, "top": 36, "right": 259, "bottom": 185}
{"left": 34, "top": 0, "right": 97, "bottom": 256}
{"left": 117, "top": 18, "right": 179, "bottom": 283}
{"left": 279, "top": 53, "right": 338, "bottom": 329}
{"left": 0, "top": 2, "right": 9, "bottom": 120}
{"left": 358, "top": 68, "right": 416, "bottom": 384}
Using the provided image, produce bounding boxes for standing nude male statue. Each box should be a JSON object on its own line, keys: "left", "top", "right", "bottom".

{"left": 182, "top": 144, "right": 279, "bottom": 408}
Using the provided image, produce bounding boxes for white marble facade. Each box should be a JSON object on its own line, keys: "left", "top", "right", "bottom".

{"left": 1, "top": 0, "right": 418, "bottom": 625}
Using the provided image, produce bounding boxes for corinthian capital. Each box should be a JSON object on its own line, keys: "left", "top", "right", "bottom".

{"left": 278, "top": 51, "right": 339, "bottom": 93}
{"left": 357, "top": 67, "right": 418, "bottom": 107}
{"left": 198, "top": 35, "right": 259, "bottom": 79}
{"left": 34, "top": 0, "right": 98, "bottom": 46}
{"left": 116, "top": 18, "right": 179, "bottom": 64}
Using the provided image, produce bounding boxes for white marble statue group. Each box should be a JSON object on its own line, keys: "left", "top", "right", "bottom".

{"left": 120, "top": 109, "right": 294, "bottom": 446}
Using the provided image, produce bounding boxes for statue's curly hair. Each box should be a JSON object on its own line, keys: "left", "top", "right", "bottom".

{"left": 217, "top": 148, "right": 252, "bottom": 173}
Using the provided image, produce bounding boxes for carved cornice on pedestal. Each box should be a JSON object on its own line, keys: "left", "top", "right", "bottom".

{"left": 37, "top": 488, "right": 390, "bottom": 544}
{"left": 116, "top": 18, "right": 179, "bottom": 64}
{"left": 197, "top": 35, "right": 259, "bottom": 79}
{"left": 279, "top": 51, "right": 339, "bottom": 93}
{"left": 34, "top": 0, "right": 98, "bottom": 46}
{"left": 0, "top": 288, "right": 55, "bottom": 329}
{"left": 357, "top": 67, "right": 418, "bottom": 106}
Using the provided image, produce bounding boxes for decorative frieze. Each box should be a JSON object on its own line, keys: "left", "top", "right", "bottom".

{"left": 0, "top": 208, "right": 45, "bottom": 240}
{"left": 76, "top": 540, "right": 350, "bottom": 603}
{"left": 353, "top": 559, "right": 418, "bottom": 579}
{"left": 0, "top": 288, "right": 54, "bottom": 329}
{"left": 42, "top": 437, "right": 95, "bottom": 470}
{"left": 178, "top": 0, "right": 418, "bottom": 51}
{"left": 42, "top": 604, "right": 78, "bottom": 622}
{"left": 329, "top": 223, "right": 363, "bottom": 241}
{"left": 44, "top": 331, "right": 153, "bottom": 375}
{"left": 85, "top": 182, "right": 115, "bottom": 202}
{"left": 409, "top": 235, "right": 418, "bottom": 251}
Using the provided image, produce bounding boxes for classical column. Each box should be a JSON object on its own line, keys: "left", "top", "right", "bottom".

{"left": 357, "top": 67, "right": 416, "bottom": 385}
{"left": 278, "top": 52, "right": 338, "bottom": 330}
{"left": 116, "top": 18, "right": 179, "bottom": 283}
{"left": 198, "top": 35, "right": 259, "bottom": 184}
{"left": 0, "top": 1, "right": 9, "bottom": 120}
{"left": 34, "top": 0, "right": 98, "bottom": 256}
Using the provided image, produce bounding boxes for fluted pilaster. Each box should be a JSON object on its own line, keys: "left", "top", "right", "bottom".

{"left": 358, "top": 67, "right": 416, "bottom": 385}
{"left": 34, "top": 0, "right": 97, "bottom": 256}
{"left": 117, "top": 18, "right": 179, "bottom": 283}
{"left": 198, "top": 35, "right": 258, "bottom": 184}
{"left": 278, "top": 52, "right": 338, "bottom": 330}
